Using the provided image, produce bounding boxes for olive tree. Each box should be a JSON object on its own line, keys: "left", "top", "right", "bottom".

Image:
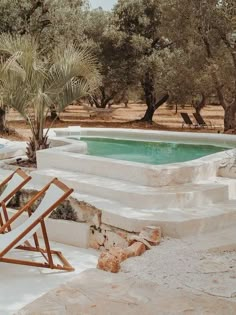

{"left": 108, "top": 0, "right": 171, "bottom": 122}
{"left": 83, "top": 8, "right": 130, "bottom": 108}
{"left": 161, "top": 0, "right": 236, "bottom": 130}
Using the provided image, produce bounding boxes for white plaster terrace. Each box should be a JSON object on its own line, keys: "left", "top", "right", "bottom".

{"left": 0, "top": 242, "right": 98, "bottom": 315}
{"left": 0, "top": 128, "right": 236, "bottom": 313}
{"left": 29, "top": 127, "right": 236, "bottom": 237}
{"left": 0, "top": 138, "right": 26, "bottom": 160}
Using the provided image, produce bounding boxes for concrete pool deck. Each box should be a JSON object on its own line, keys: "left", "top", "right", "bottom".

{"left": 0, "top": 139, "right": 26, "bottom": 160}
{"left": 17, "top": 268, "right": 236, "bottom": 315}
{"left": 0, "top": 241, "right": 98, "bottom": 315}
{"left": 17, "top": 227, "right": 236, "bottom": 315}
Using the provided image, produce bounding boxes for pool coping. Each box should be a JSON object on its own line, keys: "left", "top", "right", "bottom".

{"left": 38, "top": 127, "right": 236, "bottom": 187}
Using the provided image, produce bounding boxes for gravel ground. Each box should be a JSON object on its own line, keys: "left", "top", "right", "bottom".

{"left": 121, "top": 237, "right": 236, "bottom": 300}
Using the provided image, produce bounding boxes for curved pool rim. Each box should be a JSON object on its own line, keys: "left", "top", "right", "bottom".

{"left": 35, "top": 127, "right": 236, "bottom": 187}
{"left": 46, "top": 127, "right": 236, "bottom": 165}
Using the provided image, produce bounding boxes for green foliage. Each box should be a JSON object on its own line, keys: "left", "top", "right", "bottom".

{"left": 108, "top": 0, "right": 170, "bottom": 120}
{"left": 0, "top": 0, "right": 88, "bottom": 53}
{"left": 160, "top": 0, "right": 236, "bottom": 112}
{"left": 83, "top": 8, "right": 130, "bottom": 107}
{"left": 50, "top": 200, "right": 78, "bottom": 222}
{"left": 0, "top": 34, "right": 100, "bottom": 162}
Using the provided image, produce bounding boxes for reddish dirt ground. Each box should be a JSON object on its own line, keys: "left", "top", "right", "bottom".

{"left": 3, "top": 102, "right": 226, "bottom": 141}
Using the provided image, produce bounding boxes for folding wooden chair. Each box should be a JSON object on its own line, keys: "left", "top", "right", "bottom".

{"left": 0, "top": 168, "right": 31, "bottom": 228}
{"left": 180, "top": 112, "right": 199, "bottom": 128}
{"left": 193, "top": 112, "right": 214, "bottom": 129}
{"left": 0, "top": 178, "right": 74, "bottom": 271}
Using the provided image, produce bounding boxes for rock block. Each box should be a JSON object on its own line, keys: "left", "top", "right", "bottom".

{"left": 139, "top": 226, "right": 161, "bottom": 244}
{"left": 129, "top": 235, "right": 152, "bottom": 249}
{"left": 109, "top": 247, "right": 128, "bottom": 262}
{"left": 97, "top": 252, "right": 120, "bottom": 273}
{"left": 125, "top": 242, "right": 146, "bottom": 258}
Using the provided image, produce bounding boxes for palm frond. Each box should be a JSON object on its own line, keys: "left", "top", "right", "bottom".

{"left": 0, "top": 34, "right": 100, "bottom": 162}
{"left": 55, "top": 79, "right": 91, "bottom": 112}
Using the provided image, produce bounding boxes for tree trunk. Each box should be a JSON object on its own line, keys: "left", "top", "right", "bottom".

{"left": 224, "top": 101, "right": 236, "bottom": 131}
{"left": 140, "top": 105, "right": 155, "bottom": 122}
{"left": 90, "top": 87, "right": 115, "bottom": 109}
{"left": 140, "top": 93, "right": 169, "bottom": 122}
{"left": 193, "top": 93, "right": 206, "bottom": 115}
{"left": 140, "top": 72, "right": 169, "bottom": 122}
{"left": 26, "top": 136, "right": 50, "bottom": 164}
{"left": 50, "top": 105, "right": 59, "bottom": 121}
{"left": 175, "top": 104, "right": 178, "bottom": 114}
{"left": 0, "top": 108, "right": 6, "bottom": 132}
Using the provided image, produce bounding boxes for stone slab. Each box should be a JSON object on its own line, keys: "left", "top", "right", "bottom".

{"left": 17, "top": 268, "right": 236, "bottom": 315}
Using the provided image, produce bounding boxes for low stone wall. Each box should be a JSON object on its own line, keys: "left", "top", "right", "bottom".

{"left": 8, "top": 188, "right": 141, "bottom": 251}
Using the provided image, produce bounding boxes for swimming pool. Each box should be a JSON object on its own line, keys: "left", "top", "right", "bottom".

{"left": 73, "top": 137, "right": 228, "bottom": 165}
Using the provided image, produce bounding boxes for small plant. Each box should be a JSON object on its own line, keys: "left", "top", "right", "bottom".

{"left": 50, "top": 200, "right": 78, "bottom": 221}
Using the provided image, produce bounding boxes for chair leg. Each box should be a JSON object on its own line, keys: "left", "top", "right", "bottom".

{"left": 0, "top": 256, "right": 74, "bottom": 271}
{"left": 40, "top": 219, "right": 54, "bottom": 268}
{"left": 0, "top": 213, "right": 3, "bottom": 227}
{"left": 11, "top": 219, "right": 75, "bottom": 271}
{"left": 2, "top": 203, "right": 11, "bottom": 232}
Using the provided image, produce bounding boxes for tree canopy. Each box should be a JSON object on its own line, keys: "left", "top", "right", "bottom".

{"left": 0, "top": 0, "right": 235, "bottom": 130}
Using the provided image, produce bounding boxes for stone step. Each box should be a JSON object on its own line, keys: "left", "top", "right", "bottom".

{"left": 31, "top": 169, "right": 229, "bottom": 209}
{"left": 212, "top": 176, "right": 236, "bottom": 199}
{"left": 76, "top": 194, "right": 236, "bottom": 237}
{"left": 2, "top": 169, "right": 236, "bottom": 238}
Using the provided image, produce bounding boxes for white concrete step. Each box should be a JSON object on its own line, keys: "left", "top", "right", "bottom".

{"left": 2, "top": 168, "right": 236, "bottom": 238}
{"left": 213, "top": 176, "right": 236, "bottom": 199}
{"left": 75, "top": 194, "right": 236, "bottom": 237}
{"left": 31, "top": 169, "right": 229, "bottom": 209}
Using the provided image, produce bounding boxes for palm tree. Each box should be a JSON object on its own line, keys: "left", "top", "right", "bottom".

{"left": 0, "top": 34, "right": 100, "bottom": 163}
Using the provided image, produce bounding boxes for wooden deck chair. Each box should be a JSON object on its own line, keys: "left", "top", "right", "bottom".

{"left": 180, "top": 112, "right": 198, "bottom": 128}
{"left": 0, "top": 178, "right": 74, "bottom": 271}
{"left": 193, "top": 112, "right": 214, "bottom": 129}
{"left": 0, "top": 168, "right": 31, "bottom": 228}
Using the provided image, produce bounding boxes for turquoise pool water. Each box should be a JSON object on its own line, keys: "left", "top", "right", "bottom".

{"left": 75, "top": 137, "right": 228, "bottom": 165}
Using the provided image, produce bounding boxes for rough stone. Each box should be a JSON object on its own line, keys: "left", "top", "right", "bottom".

{"left": 109, "top": 247, "right": 128, "bottom": 262}
{"left": 89, "top": 229, "right": 106, "bottom": 249}
{"left": 93, "top": 230, "right": 105, "bottom": 246}
{"left": 88, "top": 239, "right": 100, "bottom": 250}
{"left": 100, "top": 224, "right": 112, "bottom": 232}
{"left": 92, "top": 213, "right": 102, "bottom": 228}
{"left": 97, "top": 252, "right": 120, "bottom": 273}
{"left": 125, "top": 242, "right": 146, "bottom": 258}
{"left": 139, "top": 226, "right": 161, "bottom": 244}
{"left": 103, "top": 230, "right": 129, "bottom": 250}
{"left": 129, "top": 235, "right": 152, "bottom": 249}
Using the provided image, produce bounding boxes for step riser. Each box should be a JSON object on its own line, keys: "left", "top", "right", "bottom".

{"left": 102, "top": 207, "right": 236, "bottom": 236}
{"left": 160, "top": 211, "right": 236, "bottom": 238}
{"left": 31, "top": 172, "right": 228, "bottom": 209}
